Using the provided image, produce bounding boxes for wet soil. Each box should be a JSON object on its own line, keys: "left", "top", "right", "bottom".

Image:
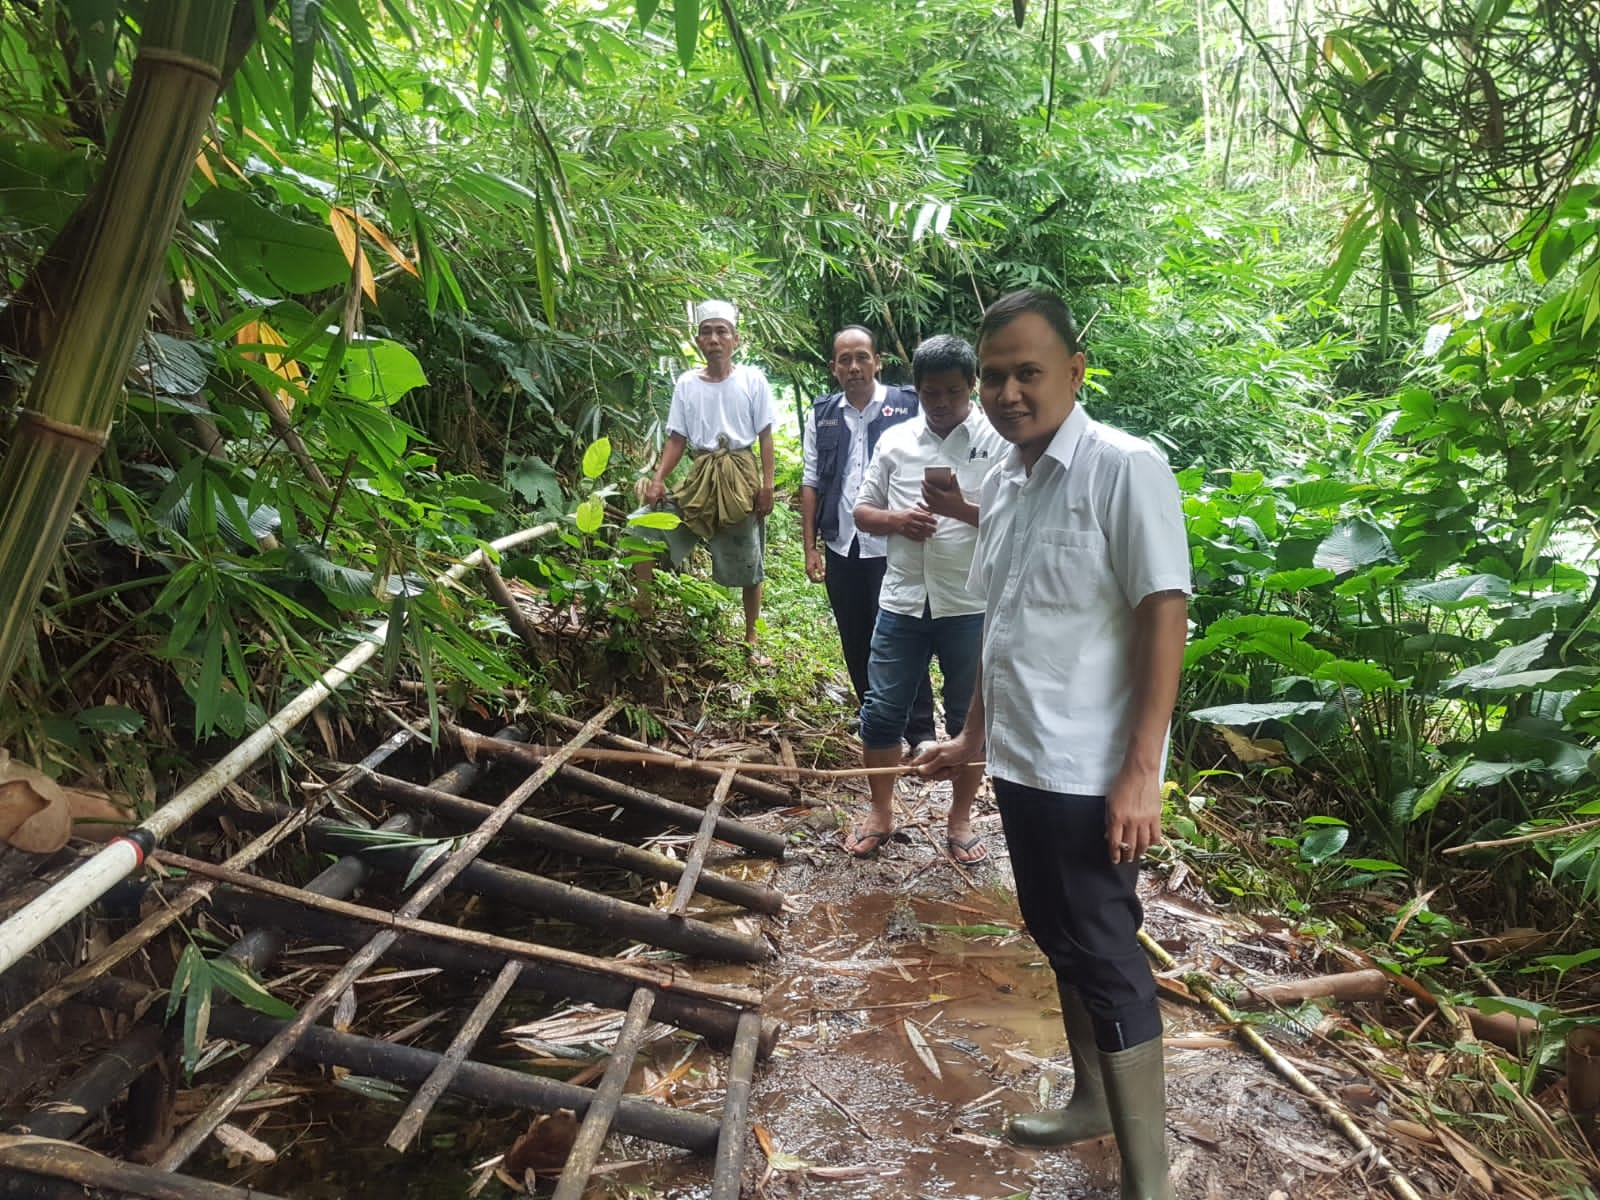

{"left": 580, "top": 775, "right": 1403, "bottom": 1200}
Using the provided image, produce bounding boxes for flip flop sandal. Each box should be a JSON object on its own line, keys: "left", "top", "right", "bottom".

{"left": 844, "top": 828, "right": 895, "bottom": 859}
{"left": 946, "top": 832, "right": 990, "bottom": 865}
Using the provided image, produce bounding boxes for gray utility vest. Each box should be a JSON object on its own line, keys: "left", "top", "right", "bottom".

{"left": 811, "top": 385, "right": 920, "bottom": 545}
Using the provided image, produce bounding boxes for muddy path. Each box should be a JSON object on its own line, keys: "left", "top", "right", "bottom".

{"left": 586, "top": 774, "right": 1417, "bottom": 1200}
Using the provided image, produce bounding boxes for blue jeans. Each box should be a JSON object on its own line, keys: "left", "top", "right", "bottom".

{"left": 859, "top": 608, "right": 984, "bottom": 750}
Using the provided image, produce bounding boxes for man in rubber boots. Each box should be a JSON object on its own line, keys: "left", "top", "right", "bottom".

{"left": 635, "top": 300, "right": 776, "bottom": 653}
{"left": 917, "top": 289, "right": 1190, "bottom": 1200}
{"left": 844, "top": 335, "right": 1004, "bottom": 861}
{"left": 801, "top": 325, "right": 936, "bottom": 749}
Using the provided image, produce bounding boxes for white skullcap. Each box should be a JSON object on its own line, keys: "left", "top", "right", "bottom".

{"left": 694, "top": 300, "right": 738, "bottom": 328}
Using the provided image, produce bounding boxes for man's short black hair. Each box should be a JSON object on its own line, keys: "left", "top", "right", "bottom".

{"left": 912, "top": 334, "right": 977, "bottom": 386}
{"left": 978, "top": 288, "right": 1082, "bottom": 356}
{"left": 831, "top": 324, "right": 878, "bottom": 356}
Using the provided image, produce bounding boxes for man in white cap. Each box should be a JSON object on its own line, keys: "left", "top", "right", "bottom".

{"left": 635, "top": 300, "right": 777, "bottom": 651}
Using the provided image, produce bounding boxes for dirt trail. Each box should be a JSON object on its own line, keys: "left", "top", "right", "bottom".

{"left": 597, "top": 777, "right": 1406, "bottom": 1200}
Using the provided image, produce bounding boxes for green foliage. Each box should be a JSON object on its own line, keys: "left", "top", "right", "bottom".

{"left": 167, "top": 941, "right": 296, "bottom": 1077}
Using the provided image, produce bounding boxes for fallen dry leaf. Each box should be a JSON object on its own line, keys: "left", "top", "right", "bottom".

{"left": 0, "top": 750, "right": 131, "bottom": 852}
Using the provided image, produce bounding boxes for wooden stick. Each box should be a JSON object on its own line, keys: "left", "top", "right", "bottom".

{"left": 551, "top": 988, "right": 657, "bottom": 1200}
{"left": 542, "top": 712, "right": 795, "bottom": 806}
{"left": 156, "top": 703, "right": 628, "bottom": 1170}
{"left": 386, "top": 959, "right": 523, "bottom": 1151}
{"left": 1136, "top": 930, "right": 1426, "bottom": 1200}
{"left": 1237, "top": 968, "right": 1390, "bottom": 1008}
{"left": 153, "top": 850, "right": 759, "bottom": 1008}
{"left": 481, "top": 563, "right": 543, "bottom": 656}
{"left": 0, "top": 1136, "right": 291, "bottom": 1200}
{"left": 667, "top": 768, "right": 737, "bottom": 917}
{"left": 711, "top": 1011, "right": 765, "bottom": 1200}
{"left": 0, "top": 724, "right": 422, "bottom": 1050}
{"left": 498, "top": 741, "right": 984, "bottom": 780}
{"left": 1443, "top": 816, "right": 1600, "bottom": 854}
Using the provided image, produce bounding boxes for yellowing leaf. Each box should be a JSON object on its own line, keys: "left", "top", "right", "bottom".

{"left": 329, "top": 208, "right": 377, "bottom": 304}
{"left": 237, "top": 320, "right": 304, "bottom": 411}
{"left": 195, "top": 149, "right": 217, "bottom": 186}
{"left": 353, "top": 210, "right": 420, "bottom": 278}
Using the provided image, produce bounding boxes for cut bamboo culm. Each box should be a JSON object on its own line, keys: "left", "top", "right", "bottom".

{"left": 667, "top": 768, "right": 738, "bottom": 916}
{"left": 551, "top": 988, "right": 658, "bottom": 1200}
{"left": 385, "top": 959, "right": 524, "bottom": 1151}
{"left": 0, "top": 0, "right": 234, "bottom": 691}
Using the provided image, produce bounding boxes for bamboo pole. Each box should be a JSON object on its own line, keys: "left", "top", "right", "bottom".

{"left": 667, "top": 768, "right": 738, "bottom": 916}
{"left": 357, "top": 770, "right": 784, "bottom": 913}
{"left": 0, "top": 1, "right": 233, "bottom": 691}
{"left": 710, "top": 1011, "right": 764, "bottom": 1200}
{"left": 0, "top": 1137, "right": 287, "bottom": 1200}
{"left": 0, "top": 525, "right": 555, "bottom": 982}
{"left": 154, "top": 705, "right": 625, "bottom": 1169}
{"left": 1138, "top": 931, "right": 1425, "bottom": 1200}
{"left": 551, "top": 988, "right": 659, "bottom": 1200}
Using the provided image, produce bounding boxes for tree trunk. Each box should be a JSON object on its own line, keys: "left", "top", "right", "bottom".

{"left": 0, "top": 1, "right": 234, "bottom": 691}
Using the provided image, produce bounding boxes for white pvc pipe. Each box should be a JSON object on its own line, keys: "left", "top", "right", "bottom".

{"left": 0, "top": 523, "right": 558, "bottom": 979}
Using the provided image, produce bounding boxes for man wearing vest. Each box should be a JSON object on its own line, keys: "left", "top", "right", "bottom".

{"left": 801, "top": 326, "right": 935, "bottom": 750}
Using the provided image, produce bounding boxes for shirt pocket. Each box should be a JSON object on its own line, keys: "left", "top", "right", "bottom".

{"left": 1025, "top": 527, "right": 1114, "bottom": 610}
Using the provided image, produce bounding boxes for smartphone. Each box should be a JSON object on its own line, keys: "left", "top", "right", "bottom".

{"left": 924, "top": 466, "right": 955, "bottom": 487}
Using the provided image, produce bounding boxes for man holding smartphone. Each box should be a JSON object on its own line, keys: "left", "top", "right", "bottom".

{"left": 844, "top": 335, "right": 1005, "bottom": 860}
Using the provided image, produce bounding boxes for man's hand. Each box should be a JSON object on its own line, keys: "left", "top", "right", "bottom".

{"left": 752, "top": 485, "right": 775, "bottom": 518}
{"left": 921, "top": 474, "right": 977, "bottom": 525}
{"left": 638, "top": 477, "right": 667, "bottom": 506}
{"left": 913, "top": 732, "right": 982, "bottom": 781}
{"left": 804, "top": 545, "right": 826, "bottom": 583}
{"left": 1105, "top": 765, "right": 1163, "bottom": 865}
{"left": 896, "top": 506, "right": 938, "bottom": 542}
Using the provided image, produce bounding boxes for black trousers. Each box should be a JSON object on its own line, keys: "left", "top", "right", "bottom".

{"left": 824, "top": 543, "right": 935, "bottom": 746}
{"left": 995, "top": 778, "right": 1162, "bottom": 1053}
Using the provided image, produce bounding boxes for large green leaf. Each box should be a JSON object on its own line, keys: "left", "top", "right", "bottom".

{"left": 1441, "top": 634, "right": 1554, "bottom": 694}
{"left": 1312, "top": 518, "right": 1398, "bottom": 575}
{"left": 190, "top": 189, "right": 349, "bottom": 294}
{"left": 1405, "top": 573, "right": 1512, "bottom": 608}
{"left": 1187, "top": 700, "right": 1332, "bottom": 726}
{"left": 1468, "top": 730, "right": 1593, "bottom": 786}
{"left": 340, "top": 339, "right": 428, "bottom": 404}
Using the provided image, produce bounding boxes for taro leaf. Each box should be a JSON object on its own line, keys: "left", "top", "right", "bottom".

{"left": 1241, "top": 632, "right": 1334, "bottom": 676}
{"left": 1468, "top": 730, "right": 1593, "bottom": 786}
{"left": 340, "top": 339, "right": 427, "bottom": 404}
{"left": 1260, "top": 567, "right": 1336, "bottom": 592}
{"left": 1300, "top": 821, "right": 1349, "bottom": 864}
{"left": 1405, "top": 574, "right": 1513, "bottom": 608}
{"left": 574, "top": 496, "right": 604, "bottom": 534}
{"left": 1456, "top": 760, "right": 1543, "bottom": 788}
{"left": 506, "top": 455, "right": 564, "bottom": 511}
{"left": 1441, "top": 634, "right": 1554, "bottom": 694}
{"left": 129, "top": 333, "right": 209, "bottom": 396}
{"left": 1285, "top": 480, "right": 1363, "bottom": 510}
{"left": 1463, "top": 667, "right": 1600, "bottom": 695}
{"left": 1312, "top": 518, "right": 1398, "bottom": 575}
{"left": 1187, "top": 700, "right": 1332, "bottom": 726}
{"left": 1312, "top": 659, "right": 1403, "bottom": 695}
{"left": 1204, "top": 613, "right": 1313, "bottom": 641}
{"left": 581, "top": 436, "right": 612, "bottom": 480}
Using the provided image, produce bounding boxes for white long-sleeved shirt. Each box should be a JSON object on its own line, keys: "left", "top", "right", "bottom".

{"left": 854, "top": 407, "right": 1006, "bottom": 618}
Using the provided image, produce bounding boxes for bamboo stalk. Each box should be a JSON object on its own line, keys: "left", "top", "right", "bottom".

{"left": 667, "top": 768, "right": 738, "bottom": 916}
{"left": 0, "top": 525, "right": 554, "bottom": 982}
{"left": 1137, "top": 930, "right": 1425, "bottom": 1200}
{"left": 152, "top": 850, "right": 761, "bottom": 1005}
{"left": 551, "top": 988, "right": 658, "bottom": 1200}
{"left": 0, "top": 1, "right": 233, "bottom": 691}
{"left": 480, "top": 739, "right": 983, "bottom": 780}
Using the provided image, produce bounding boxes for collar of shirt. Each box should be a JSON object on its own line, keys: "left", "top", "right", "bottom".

{"left": 826, "top": 381, "right": 889, "bottom": 558}
{"left": 998, "top": 401, "right": 1089, "bottom": 486}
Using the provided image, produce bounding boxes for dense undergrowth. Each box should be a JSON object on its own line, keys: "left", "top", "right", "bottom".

{"left": 3, "top": 3, "right": 1600, "bottom": 1184}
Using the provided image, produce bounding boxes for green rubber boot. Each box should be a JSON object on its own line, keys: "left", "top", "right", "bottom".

{"left": 1100, "top": 1037, "right": 1173, "bottom": 1200}
{"left": 1007, "top": 990, "right": 1113, "bottom": 1147}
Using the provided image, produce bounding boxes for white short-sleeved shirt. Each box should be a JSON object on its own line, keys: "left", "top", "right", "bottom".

{"left": 801, "top": 383, "right": 887, "bottom": 559}
{"left": 971, "top": 403, "right": 1192, "bottom": 794}
{"left": 854, "top": 408, "right": 1006, "bottom": 618}
{"left": 666, "top": 364, "right": 775, "bottom": 452}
